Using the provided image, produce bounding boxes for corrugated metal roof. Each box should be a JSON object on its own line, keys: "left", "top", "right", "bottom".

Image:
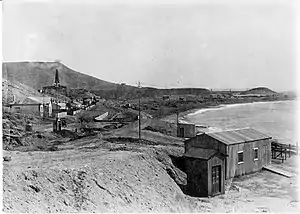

{"left": 184, "top": 147, "right": 217, "bottom": 160}
{"left": 206, "top": 128, "right": 271, "bottom": 145}
{"left": 23, "top": 96, "right": 53, "bottom": 104}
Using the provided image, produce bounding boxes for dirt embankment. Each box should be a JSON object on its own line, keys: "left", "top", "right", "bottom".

{"left": 2, "top": 136, "right": 208, "bottom": 213}
{"left": 3, "top": 111, "right": 299, "bottom": 213}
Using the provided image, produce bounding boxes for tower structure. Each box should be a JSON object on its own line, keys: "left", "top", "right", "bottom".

{"left": 54, "top": 69, "right": 60, "bottom": 87}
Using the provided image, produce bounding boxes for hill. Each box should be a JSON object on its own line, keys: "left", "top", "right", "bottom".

{"left": 2, "top": 78, "right": 42, "bottom": 104}
{"left": 240, "top": 87, "right": 277, "bottom": 95}
{"left": 2, "top": 61, "right": 210, "bottom": 100}
{"left": 2, "top": 61, "right": 120, "bottom": 91}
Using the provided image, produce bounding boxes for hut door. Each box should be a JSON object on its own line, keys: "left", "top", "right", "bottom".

{"left": 262, "top": 145, "right": 267, "bottom": 165}
{"left": 212, "top": 165, "right": 221, "bottom": 195}
{"left": 179, "top": 127, "right": 184, "bottom": 137}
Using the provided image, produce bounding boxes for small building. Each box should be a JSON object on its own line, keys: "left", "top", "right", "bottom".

{"left": 57, "top": 102, "right": 67, "bottom": 110}
{"left": 51, "top": 102, "right": 67, "bottom": 118}
{"left": 162, "top": 95, "right": 170, "bottom": 100}
{"left": 184, "top": 148, "right": 226, "bottom": 197}
{"left": 184, "top": 128, "right": 272, "bottom": 197}
{"left": 12, "top": 96, "right": 54, "bottom": 117}
{"left": 177, "top": 123, "right": 196, "bottom": 138}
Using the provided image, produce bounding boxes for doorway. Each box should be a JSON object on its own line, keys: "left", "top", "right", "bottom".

{"left": 179, "top": 127, "right": 184, "bottom": 137}
{"left": 212, "top": 165, "right": 221, "bottom": 195}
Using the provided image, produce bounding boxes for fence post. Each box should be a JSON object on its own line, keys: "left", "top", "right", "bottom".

{"left": 285, "top": 148, "right": 287, "bottom": 160}
{"left": 281, "top": 146, "right": 284, "bottom": 163}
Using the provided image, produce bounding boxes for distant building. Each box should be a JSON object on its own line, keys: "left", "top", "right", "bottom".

{"left": 8, "top": 96, "right": 54, "bottom": 117}
{"left": 177, "top": 123, "right": 196, "bottom": 138}
{"left": 184, "top": 128, "right": 272, "bottom": 197}
{"left": 51, "top": 102, "right": 68, "bottom": 118}
{"left": 162, "top": 95, "right": 170, "bottom": 100}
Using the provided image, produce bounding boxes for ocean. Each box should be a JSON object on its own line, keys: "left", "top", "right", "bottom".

{"left": 181, "top": 100, "right": 298, "bottom": 145}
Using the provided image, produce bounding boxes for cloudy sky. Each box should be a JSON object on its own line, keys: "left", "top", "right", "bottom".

{"left": 3, "top": 0, "right": 298, "bottom": 91}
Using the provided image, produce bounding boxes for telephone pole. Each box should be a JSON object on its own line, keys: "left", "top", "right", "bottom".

{"left": 138, "top": 81, "right": 141, "bottom": 140}
{"left": 176, "top": 111, "right": 179, "bottom": 137}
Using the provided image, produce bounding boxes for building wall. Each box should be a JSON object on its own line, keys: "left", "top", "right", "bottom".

{"left": 226, "top": 139, "right": 271, "bottom": 179}
{"left": 177, "top": 123, "right": 196, "bottom": 138}
{"left": 185, "top": 135, "right": 271, "bottom": 180}
{"left": 11, "top": 105, "right": 41, "bottom": 116}
{"left": 185, "top": 158, "right": 208, "bottom": 197}
{"left": 207, "top": 155, "right": 225, "bottom": 196}
{"left": 185, "top": 134, "right": 227, "bottom": 155}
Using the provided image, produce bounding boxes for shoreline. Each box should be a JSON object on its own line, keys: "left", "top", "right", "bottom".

{"left": 162, "top": 99, "right": 295, "bottom": 124}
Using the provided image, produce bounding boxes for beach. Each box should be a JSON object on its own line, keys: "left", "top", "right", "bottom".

{"left": 165, "top": 100, "right": 298, "bottom": 145}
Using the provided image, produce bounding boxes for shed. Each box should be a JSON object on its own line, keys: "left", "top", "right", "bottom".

{"left": 184, "top": 147, "right": 226, "bottom": 197}
{"left": 185, "top": 128, "right": 272, "bottom": 180}
{"left": 177, "top": 123, "right": 196, "bottom": 138}
{"left": 12, "top": 96, "right": 54, "bottom": 116}
{"left": 22, "top": 96, "right": 52, "bottom": 104}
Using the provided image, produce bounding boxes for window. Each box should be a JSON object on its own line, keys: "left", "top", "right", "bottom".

{"left": 238, "top": 151, "right": 244, "bottom": 164}
{"left": 253, "top": 148, "right": 258, "bottom": 161}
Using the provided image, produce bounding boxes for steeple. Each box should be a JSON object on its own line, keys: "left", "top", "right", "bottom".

{"left": 54, "top": 69, "right": 60, "bottom": 86}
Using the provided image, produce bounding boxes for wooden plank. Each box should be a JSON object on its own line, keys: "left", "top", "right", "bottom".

{"left": 263, "top": 165, "right": 293, "bottom": 178}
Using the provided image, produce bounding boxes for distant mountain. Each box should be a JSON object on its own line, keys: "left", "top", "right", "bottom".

{"left": 240, "top": 87, "right": 277, "bottom": 95}
{"left": 2, "top": 61, "right": 210, "bottom": 100}
{"left": 2, "top": 61, "right": 120, "bottom": 91}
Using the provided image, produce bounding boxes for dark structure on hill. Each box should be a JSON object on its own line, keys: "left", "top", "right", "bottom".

{"left": 42, "top": 69, "right": 68, "bottom": 95}
{"left": 54, "top": 69, "right": 60, "bottom": 86}
{"left": 184, "top": 128, "right": 272, "bottom": 197}
{"left": 177, "top": 123, "right": 196, "bottom": 138}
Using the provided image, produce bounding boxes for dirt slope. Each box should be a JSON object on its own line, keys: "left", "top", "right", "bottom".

{"left": 3, "top": 133, "right": 299, "bottom": 213}
{"left": 3, "top": 144, "right": 204, "bottom": 213}
{"left": 2, "top": 78, "right": 42, "bottom": 104}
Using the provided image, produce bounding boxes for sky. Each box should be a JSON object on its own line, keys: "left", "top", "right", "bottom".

{"left": 2, "top": 0, "right": 299, "bottom": 91}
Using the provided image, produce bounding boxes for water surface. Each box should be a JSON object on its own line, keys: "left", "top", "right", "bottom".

{"left": 184, "top": 100, "right": 298, "bottom": 145}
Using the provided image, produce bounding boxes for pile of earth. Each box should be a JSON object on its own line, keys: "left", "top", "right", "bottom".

{"left": 3, "top": 136, "right": 207, "bottom": 213}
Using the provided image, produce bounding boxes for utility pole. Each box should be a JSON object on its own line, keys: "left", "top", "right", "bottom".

{"left": 176, "top": 111, "right": 179, "bottom": 137}
{"left": 138, "top": 81, "right": 141, "bottom": 140}
{"left": 42, "top": 88, "right": 44, "bottom": 120}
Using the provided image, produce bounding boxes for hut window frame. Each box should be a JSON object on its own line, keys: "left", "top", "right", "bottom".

{"left": 253, "top": 148, "right": 259, "bottom": 161}
{"left": 238, "top": 151, "right": 244, "bottom": 164}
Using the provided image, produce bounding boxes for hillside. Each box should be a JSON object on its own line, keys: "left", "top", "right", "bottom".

{"left": 3, "top": 124, "right": 298, "bottom": 213}
{"left": 3, "top": 61, "right": 211, "bottom": 100}
{"left": 240, "top": 87, "right": 277, "bottom": 95}
{"left": 2, "top": 78, "right": 42, "bottom": 104}
{"left": 2, "top": 61, "right": 120, "bottom": 91}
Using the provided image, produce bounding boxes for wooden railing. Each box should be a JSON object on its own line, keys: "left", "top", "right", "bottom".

{"left": 271, "top": 141, "right": 298, "bottom": 163}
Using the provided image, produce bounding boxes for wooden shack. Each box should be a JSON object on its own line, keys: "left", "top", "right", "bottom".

{"left": 184, "top": 148, "right": 225, "bottom": 197}
{"left": 184, "top": 128, "right": 272, "bottom": 195}
{"left": 177, "top": 123, "right": 196, "bottom": 138}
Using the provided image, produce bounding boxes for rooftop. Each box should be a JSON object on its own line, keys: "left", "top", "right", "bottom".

{"left": 206, "top": 127, "right": 271, "bottom": 145}
{"left": 24, "top": 96, "right": 53, "bottom": 104}
{"left": 184, "top": 147, "right": 217, "bottom": 160}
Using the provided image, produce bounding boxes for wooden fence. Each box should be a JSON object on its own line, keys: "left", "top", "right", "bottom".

{"left": 271, "top": 141, "right": 298, "bottom": 163}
